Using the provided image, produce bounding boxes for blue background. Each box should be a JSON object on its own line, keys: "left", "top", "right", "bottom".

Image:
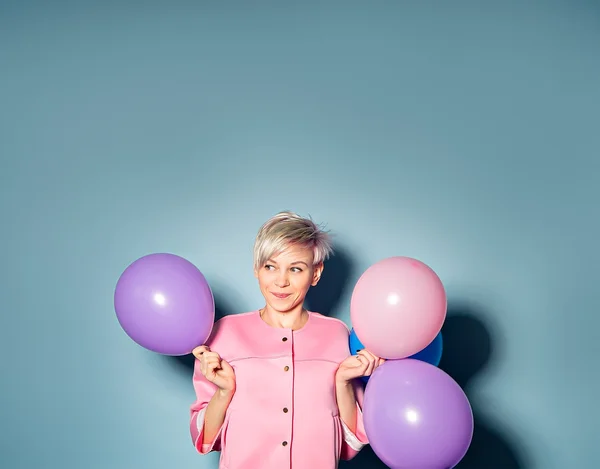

{"left": 1, "top": 1, "right": 598, "bottom": 468}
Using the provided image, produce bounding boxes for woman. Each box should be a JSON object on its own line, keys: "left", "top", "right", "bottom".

{"left": 189, "top": 211, "right": 383, "bottom": 469}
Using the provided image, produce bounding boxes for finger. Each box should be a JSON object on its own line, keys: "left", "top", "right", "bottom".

{"left": 200, "top": 357, "right": 213, "bottom": 375}
{"left": 364, "top": 355, "right": 376, "bottom": 376}
{"left": 192, "top": 345, "right": 210, "bottom": 359}
{"left": 220, "top": 359, "right": 234, "bottom": 372}
{"left": 195, "top": 345, "right": 211, "bottom": 354}
{"left": 355, "top": 354, "right": 370, "bottom": 373}
{"left": 352, "top": 355, "right": 365, "bottom": 367}
{"left": 200, "top": 356, "right": 219, "bottom": 368}
{"left": 361, "top": 350, "right": 386, "bottom": 371}
{"left": 202, "top": 353, "right": 220, "bottom": 362}
{"left": 200, "top": 356, "right": 219, "bottom": 374}
{"left": 202, "top": 358, "right": 221, "bottom": 370}
{"left": 357, "top": 351, "right": 376, "bottom": 372}
{"left": 369, "top": 355, "right": 385, "bottom": 370}
{"left": 357, "top": 349, "right": 377, "bottom": 363}
{"left": 205, "top": 361, "right": 221, "bottom": 377}
{"left": 355, "top": 354, "right": 369, "bottom": 363}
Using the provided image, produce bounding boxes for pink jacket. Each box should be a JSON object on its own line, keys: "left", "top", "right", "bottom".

{"left": 189, "top": 310, "right": 369, "bottom": 469}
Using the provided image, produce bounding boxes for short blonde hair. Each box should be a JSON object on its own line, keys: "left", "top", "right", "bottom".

{"left": 253, "top": 211, "right": 333, "bottom": 271}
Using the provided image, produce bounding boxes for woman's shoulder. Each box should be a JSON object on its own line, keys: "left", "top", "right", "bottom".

{"left": 305, "top": 313, "right": 353, "bottom": 360}
{"left": 204, "top": 311, "right": 259, "bottom": 349}
{"left": 307, "top": 312, "right": 351, "bottom": 336}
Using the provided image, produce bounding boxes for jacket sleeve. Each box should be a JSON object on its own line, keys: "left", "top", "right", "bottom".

{"left": 189, "top": 357, "right": 225, "bottom": 454}
{"left": 340, "top": 379, "right": 369, "bottom": 460}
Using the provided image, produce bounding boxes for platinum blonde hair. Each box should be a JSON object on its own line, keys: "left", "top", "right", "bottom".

{"left": 253, "top": 211, "right": 333, "bottom": 271}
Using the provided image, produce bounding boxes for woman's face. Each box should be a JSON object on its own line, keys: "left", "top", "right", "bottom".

{"left": 254, "top": 244, "right": 323, "bottom": 314}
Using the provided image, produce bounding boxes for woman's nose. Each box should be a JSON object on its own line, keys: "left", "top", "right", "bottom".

{"left": 275, "top": 272, "right": 290, "bottom": 287}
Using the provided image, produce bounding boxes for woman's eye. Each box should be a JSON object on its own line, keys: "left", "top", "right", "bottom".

{"left": 264, "top": 264, "right": 275, "bottom": 270}
{"left": 291, "top": 267, "right": 302, "bottom": 273}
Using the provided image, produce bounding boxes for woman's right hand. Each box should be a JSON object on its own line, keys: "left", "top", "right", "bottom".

{"left": 192, "top": 345, "right": 236, "bottom": 394}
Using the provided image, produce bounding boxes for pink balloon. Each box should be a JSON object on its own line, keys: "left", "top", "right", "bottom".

{"left": 350, "top": 257, "right": 446, "bottom": 359}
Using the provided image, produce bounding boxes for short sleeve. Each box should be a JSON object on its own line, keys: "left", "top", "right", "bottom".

{"left": 189, "top": 358, "right": 225, "bottom": 454}
{"left": 340, "top": 379, "right": 369, "bottom": 460}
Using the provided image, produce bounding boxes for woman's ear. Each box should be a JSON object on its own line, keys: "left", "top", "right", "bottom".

{"left": 312, "top": 262, "right": 324, "bottom": 286}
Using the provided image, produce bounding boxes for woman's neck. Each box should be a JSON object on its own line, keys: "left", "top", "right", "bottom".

{"left": 260, "top": 305, "right": 308, "bottom": 330}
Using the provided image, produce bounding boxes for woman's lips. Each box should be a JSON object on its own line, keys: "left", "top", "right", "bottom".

{"left": 271, "top": 292, "right": 291, "bottom": 299}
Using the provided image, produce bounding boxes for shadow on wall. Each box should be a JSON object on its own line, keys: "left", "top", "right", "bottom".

{"left": 166, "top": 250, "right": 530, "bottom": 469}
{"left": 437, "top": 305, "right": 531, "bottom": 469}
{"left": 305, "top": 245, "right": 356, "bottom": 317}
{"left": 340, "top": 304, "right": 531, "bottom": 469}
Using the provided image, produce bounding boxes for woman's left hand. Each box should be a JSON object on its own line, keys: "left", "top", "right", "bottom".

{"left": 335, "top": 349, "right": 385, "bottom": 384}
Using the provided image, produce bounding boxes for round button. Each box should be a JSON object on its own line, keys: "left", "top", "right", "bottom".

{"left": 282, "top": 441, "right": 288, "bottom": 446}
{"left": 283, "top": 407, "right": 288, "bottom": 413}
{"left": 284, "top": 366, "right": 289, "bottom": 371}
{"left": 282, "top": 337, "right": 288, "bottom": 342}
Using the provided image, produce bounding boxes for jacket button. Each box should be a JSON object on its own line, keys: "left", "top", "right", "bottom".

{"left": 282, "top": 337, "right": 288, "bottom": 342}
{"left": 284, "top": 366, "right": 289, "bottom": 371}
{"left": 282, "top": 441, "right": 288, "bottom": 446}
{"left": 283, "top": 407, "right": 288, "bottom": 413}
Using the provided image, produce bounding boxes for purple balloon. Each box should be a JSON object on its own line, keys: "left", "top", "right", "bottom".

{"left": 363, "top": 359, "right": 473, "bottom": 469}
{"left": 114, "top": 253, "right": 215, "bottom": 356}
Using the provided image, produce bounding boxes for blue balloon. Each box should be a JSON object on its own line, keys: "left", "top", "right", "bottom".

{"left": 348, "top": 329, "right": 371, "bottom": 384}
{"left": 410, "top": 331, "right": 443, "bottom": 366}
{"left": 348, "top": 328, "right": 443, "bottom": 383}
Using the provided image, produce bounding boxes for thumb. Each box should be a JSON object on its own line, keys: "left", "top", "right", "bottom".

{"left": 220, "top": 358, "right": 233, "bottom": 372}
